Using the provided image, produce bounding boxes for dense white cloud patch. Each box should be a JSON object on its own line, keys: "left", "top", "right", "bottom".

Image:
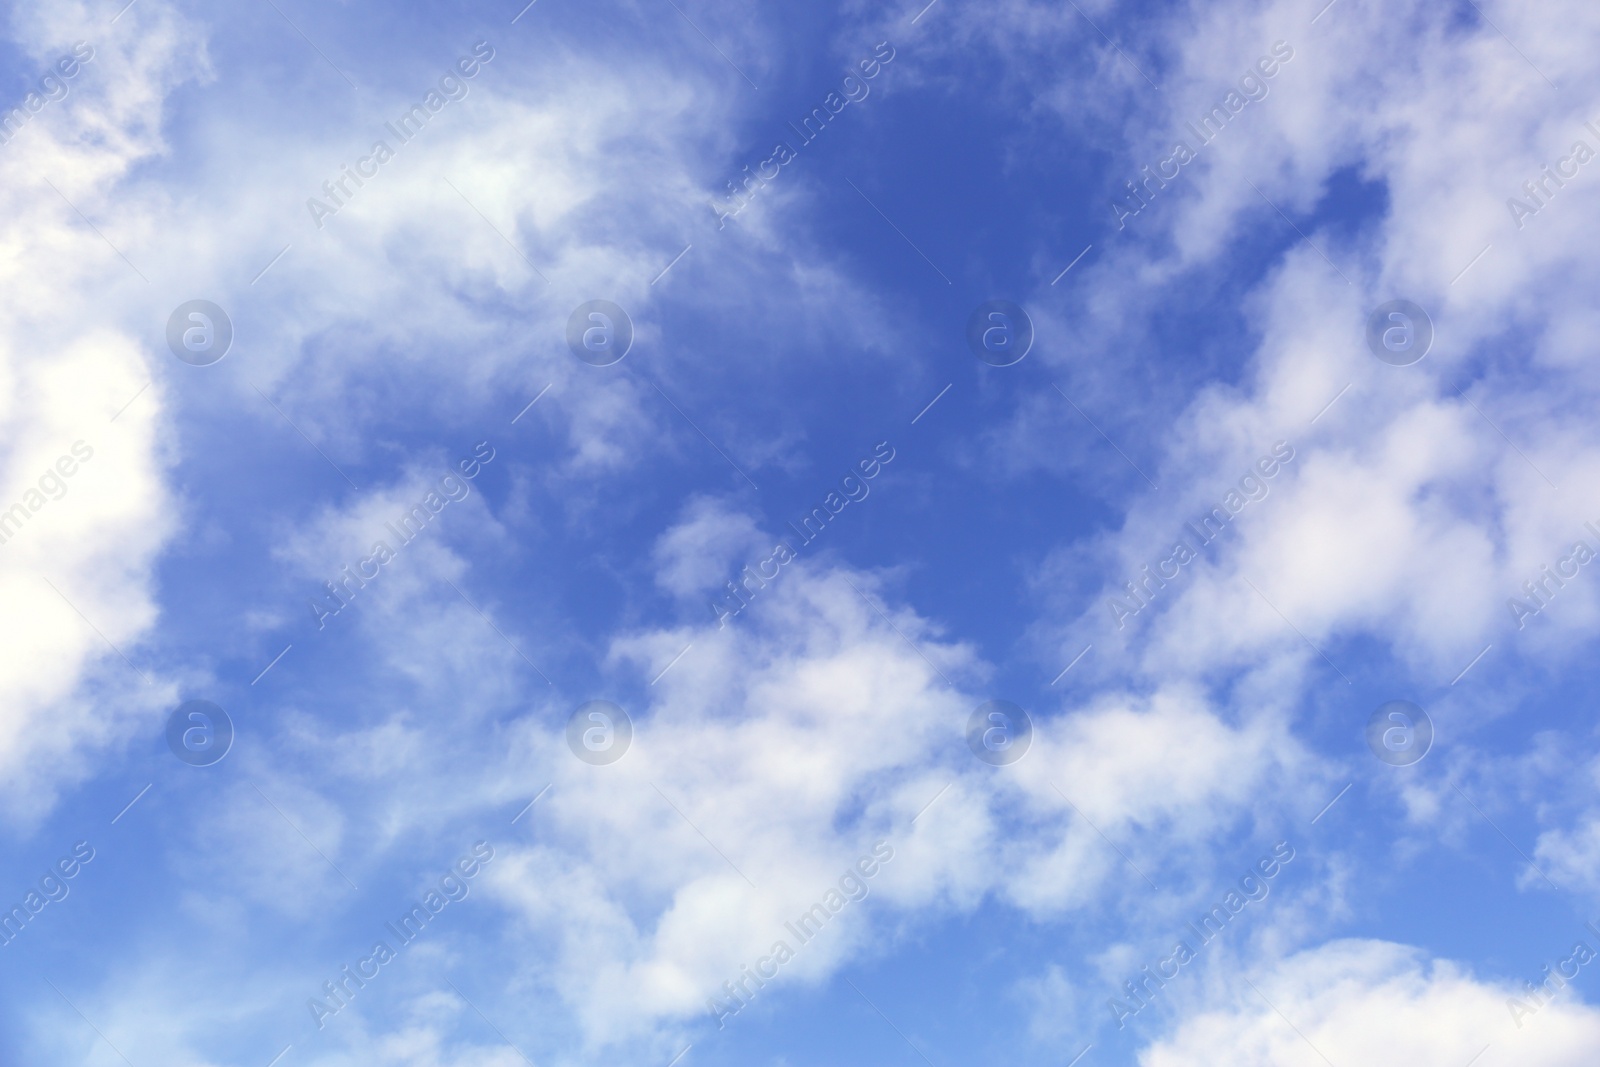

{"left": 0, "top": 0, "right": 202, "bottom": 814}
{"left": 1141, "top": 940, "right": 1600, "bottom": 1066}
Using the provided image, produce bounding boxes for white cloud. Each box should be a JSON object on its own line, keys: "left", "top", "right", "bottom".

{"left": 0, "top": 0, "right": 201, "bottom": 814}
{"left": 0, "top": 0, "right": 884, "bottom": 813}
{"left": 20, "top": 1, "right": 1600, "bottom": 1064}
{"left": 1140, "top": 939, "right": 1600, "bottom": 1067}
{"left": 977, "top": 0, "right": 1600, "bottom": 708}
{"left": 651, "top": 495, "right": 769, "bottom": 599}
{"left": 451, "top": 502, "right": 1320, "bottom": 1050}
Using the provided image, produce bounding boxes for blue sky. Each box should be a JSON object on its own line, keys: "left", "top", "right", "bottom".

{"left": 4, "top": 0, "right": 1600, "bottom": 1064}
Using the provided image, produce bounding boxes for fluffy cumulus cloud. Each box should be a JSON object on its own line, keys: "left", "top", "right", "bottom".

{"left": 0, "top": 0, "right": 196, "bottom": 813}
{"left": 451, "top": 502, "right": 1322, "bottom": 1055}
{"left": 486, "top": 549, "right": 971, "bottom": 1042}
{"left": 1141, "top": 940, "right": 1600, "bottom": 1066}
{"left": 1034, "top": 0, "right": 1600, "bottom": 689}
